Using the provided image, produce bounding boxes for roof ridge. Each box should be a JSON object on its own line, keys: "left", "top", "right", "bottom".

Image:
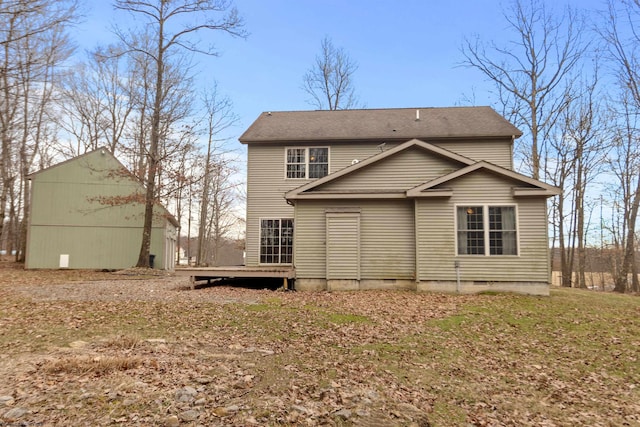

{"left": 239, "top": 106, "right": 521, "bottom": 144}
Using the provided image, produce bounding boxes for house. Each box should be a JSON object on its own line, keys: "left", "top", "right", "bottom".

{"left": 25, "top": 147, "right": 177, "bottom": 270}
{"left": 239, "top": 107, "right": 560, "bottom": 295}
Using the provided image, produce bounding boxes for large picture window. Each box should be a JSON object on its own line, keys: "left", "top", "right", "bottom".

{"left": 260, "top": 218, "right": 293, "bottom": 264}
{"left": 457, "top": 206, "right": 517, "bottom": 256}
{"left": 286, "top": 147, "right": 328, "bottom": 179}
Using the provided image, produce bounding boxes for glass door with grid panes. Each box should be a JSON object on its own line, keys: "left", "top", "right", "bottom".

{"left": 260, "top": 219, "right": 293, "bottom": 264}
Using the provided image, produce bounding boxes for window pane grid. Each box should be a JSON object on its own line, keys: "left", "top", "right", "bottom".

{"left": 286, "top": 147, "right": 328, "bottom": 179}
{"left": 280, "top": 219, "right": 293, "bottom": 264}
{"left": 466, "top": 230, "right": 485, "bottom": 254}
{"left": 458, "top": 206, "right": 517, "bottom": 256}
{"left": 309, "top": 147, "right": 328, "bottom": 163}
{"left": 489, "top": 231, "right": 503, "bottom": 255}
{"left": 260, "top": 218, "right": 294, "bottom": 264}
{"left": 287, "top": 148, "right": 305, "bottom": 163}
{"left": 489, "top": 208, "right": 503, "bottom": 230}
{"left": 286, "top": 149, "right": 306, "bottom": 178}
{"left": 490, "top": 207, "right": 516, "bottom": 255}
{"left": 287, "top": 164, "right": 306, "bottom": 178}
{"left": 308, "top": 163, "right": 328, "bottom": 179}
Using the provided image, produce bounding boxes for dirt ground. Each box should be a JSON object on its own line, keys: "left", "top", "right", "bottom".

{"left": 0, "top": 264, "right": 457, "bottom": 426}
{"left": 0, "top": 262, "right": 638, "bottom": 426}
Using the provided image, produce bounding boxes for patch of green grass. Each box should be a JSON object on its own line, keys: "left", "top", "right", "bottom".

{"left": 245, "top": 303, "right": 273, "bottom": 312}
{"left": 430, "top": 314, "right": 467, "bottom": 331}
{"left": 2, "top": 268, "right": 639, "bottom": 427}
{"left": 353, "top": 341, "right": 406, "bottom": 355}
{"left": 326, "top": 312, "right": 370, "bottom": 324}
{"left": 430, "top": 401, "right": 468, "bottom": 426}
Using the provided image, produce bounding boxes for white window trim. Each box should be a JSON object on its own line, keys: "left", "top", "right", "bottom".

{"left": 258, "top": 217, "right": 294, "bottom": 265}
{"left": 454, "top": 204, "right": 520, "bottom": 257}
{"left": 284, "top": 146, "right": 330, "bottom": 179}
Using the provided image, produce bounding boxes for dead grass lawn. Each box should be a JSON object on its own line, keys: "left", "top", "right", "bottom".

{"left": 0, "top": 262, "right": 638, "bottom": 426}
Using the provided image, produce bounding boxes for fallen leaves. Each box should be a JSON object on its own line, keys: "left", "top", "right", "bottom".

{"left": 43, "top": 355, "right": 143, "bottom": 376}
{"left": 0, "top": 263, "right": 638, "bottom": 426}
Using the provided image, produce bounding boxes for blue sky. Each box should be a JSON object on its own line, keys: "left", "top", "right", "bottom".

{"left": 76, "top": 0, "right": 604, "bottom": 144}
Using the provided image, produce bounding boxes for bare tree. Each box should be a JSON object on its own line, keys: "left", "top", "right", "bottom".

{"left": 169, "top": 137, "right": 198, "bottom": 265}
{"left": 302, "top": 36, "right": 361, "bottom": 110}
{"left": 196, "top": 85, "right": 238, "bottom": 266}
{"left": 546, "top": 72, "right": 610, "bottom": 288}
{"left": 600, "top": 0, "right": 640, "bottom": 292}
{"left": 202, "top": 159, "right": 241, "bottom": 265}
{"left": 58, "top": 45, "right": 135, "bottom": 157}
{"left": 604, "top": 94, "right": 640, "bottom": 293}
{"left": 0, "top": 0, "right": 78, "bottom": 257}
{"left": 461, "top": 0, "right": 586, "bottom": 180}
{"left": 112, "top": 0, "right": 246, "bottom": 268}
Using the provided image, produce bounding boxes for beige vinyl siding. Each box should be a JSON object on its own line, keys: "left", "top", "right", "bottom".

{"left": 360, "top": 200, "right": 415, "bottom": 279}
{"left": 416, "top": 170, "right": 550, "bottom": 283}
{"left": 433, "top": 139, "right": 512, "bottom": 169}
{"left": 246, "top": 145, "right": 296, "bottom": 266}
{"left": 326, "top": 213, "right": 360, "bottom": 279}
{"left": 517, "top": 199, "right": 552, "bottom": 279}
{"left": 294, "top": 200, "right": 414, "bottom": 280}
{"left": 415, "top": 198, "right": 455, "bottom": 281}
{"left": 246, "top": 138, "right": 513, "bottom": 267}
{"left": 316, "top": 146, "right": 459, "bottom": 192}
{"left": 247, "top": 142, "right": 402, "bottom": 266}
{"left": 293, "top": 201, "right": 328, "bottom": 277}
{"left": 326, "top": 142, "right": 401, "bottom": 171}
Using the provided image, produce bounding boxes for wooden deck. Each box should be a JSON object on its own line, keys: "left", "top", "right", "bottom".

{"left": 174, "top": 266, "right": 296, "bottom": 289}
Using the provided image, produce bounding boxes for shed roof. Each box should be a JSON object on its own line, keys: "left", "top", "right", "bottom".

{"left": 239, "top": 106, "right": 522, "bottom": 143}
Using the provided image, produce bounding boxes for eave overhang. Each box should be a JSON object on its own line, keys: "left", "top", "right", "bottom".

{"left": 284, "top": 143, "right": 560, "bottom": 202}
{"left": 407, "top": 161, "right": 560, "bottom": 198}
{"left": 285, "top": 139, "right": 474, "bottom": 200}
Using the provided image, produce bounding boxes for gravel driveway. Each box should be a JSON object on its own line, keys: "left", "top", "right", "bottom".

{"left": 0, "top": 264, "right": 267, "bottom": 304}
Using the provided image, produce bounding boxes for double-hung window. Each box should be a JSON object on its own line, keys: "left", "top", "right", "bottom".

{"left": 457, "top": 206, "right": 517, "bottom": 255}
{"left": 286, "top": 147, "right": 328, "bottom": 179}
{"left": 260, "top": 218, "right": 293, "bottom": 264}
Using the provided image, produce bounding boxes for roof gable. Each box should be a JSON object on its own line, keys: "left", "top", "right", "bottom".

{"left": 27, "top": 147, "right": 138, "bottom": 185}
{"left": 315, "top": 146, "right": 463, "bottom": 193}
{"left": 286, "top": 139, "right": 474, "bottom": 200}
{"left": 286, "top": 143, "right": 559, "bottom": 201}
{"left": 28, "top": 147, "right": 179, "bottom": 226}
{"left": 406, "top": 161, "right": 561, "bottom": 198}
{"left": 240, "top": 106, "right": 522, "bottom": 143}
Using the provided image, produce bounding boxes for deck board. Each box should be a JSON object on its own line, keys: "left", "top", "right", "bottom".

{"left": 174, "top": 266, "right": 296, "bottom": 280}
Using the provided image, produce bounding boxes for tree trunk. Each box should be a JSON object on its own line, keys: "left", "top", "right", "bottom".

{"left": 615, "top": 178, "right": 640, "bottom": 292}
{"left": 575, "top": 152, "right": 586, "bottom": 289}
{"left": 136, "top": 22, "right": 164, "bottom": 268}
{"left": 197, "top": 142, "right": 212, "bottom": 266}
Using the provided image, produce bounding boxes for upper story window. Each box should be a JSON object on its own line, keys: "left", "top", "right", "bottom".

{"left": 286, "top": 147, "right": 329, "bottom": 179}
{"left": 456, "top": 205, "right": 518, "bottom": 256}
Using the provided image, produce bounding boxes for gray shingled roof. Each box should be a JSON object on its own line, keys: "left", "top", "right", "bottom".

{"left": 239, "top": 106, "right": 522, "bottom": 143}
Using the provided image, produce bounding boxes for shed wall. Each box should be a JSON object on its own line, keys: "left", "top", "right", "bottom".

{"left": 26, "top": 225, "right": 167, "bottom": 269}
{"left": 26, "top": 150, "right": 175, "bottom": 270}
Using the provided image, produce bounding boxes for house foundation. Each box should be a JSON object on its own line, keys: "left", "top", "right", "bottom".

{"left": 296, "top": 278, "right": 549, "bottom": 295}
{"left": 417, "top": 280, "right": 550, "bottom": 296}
